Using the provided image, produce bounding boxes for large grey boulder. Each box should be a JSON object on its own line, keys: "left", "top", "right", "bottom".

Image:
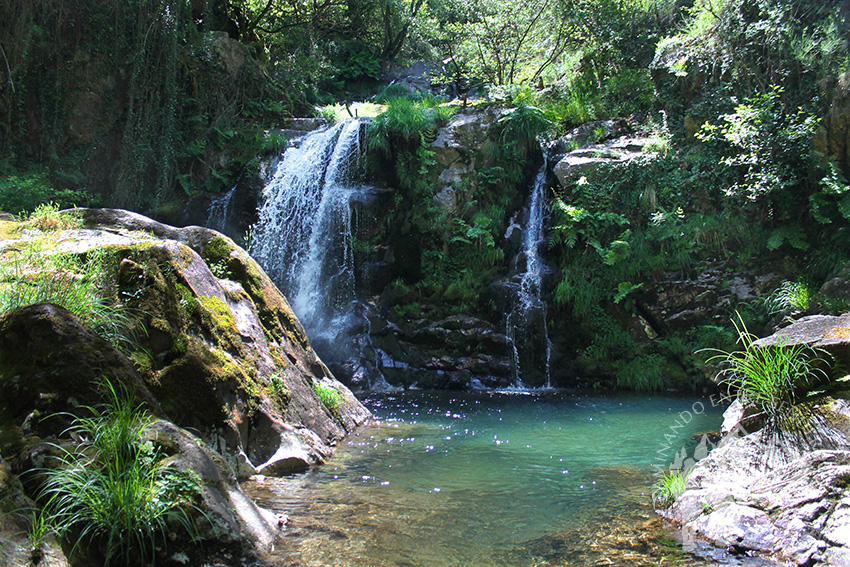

{"left": 662, "top": 394, "right": 850, "bottom": 565}
{"left": 552, "top": 135, "right": 662, "bottom": 187}
{"left": 0, "top": 209, "right": 372, "bottom": 564}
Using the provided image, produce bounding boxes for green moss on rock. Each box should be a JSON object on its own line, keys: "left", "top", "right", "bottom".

{"left": 198, "top": 295, "right": 241, "bottom": 352}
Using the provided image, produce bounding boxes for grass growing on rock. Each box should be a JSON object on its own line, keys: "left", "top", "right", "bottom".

{"left": 313, "top": 380, "right": 343, "bottom": 411}
{"left": 704, "top": 314, "right": 831, "bottom": 427}
{"left": 37, "top": 379, "right": 202, "bottom": 566}
{"left": 0, "top": 240, "right": 133, "bottom": 350}
{"left": 651, "top": 469, "right": 687, "bottom": 508}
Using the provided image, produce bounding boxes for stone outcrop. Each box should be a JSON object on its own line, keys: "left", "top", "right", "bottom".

{"left": 754, "top": 312, "right": 850, "bottom": 368}
{"left": 552, "top": 133, "right": 663, "bottom": 188}
{"left": 369, "top": 313, "right": 513, "bottom": 390}
{"left": 662, "top": 314, "right": 850, "bottom": 565}
{"left": 664, "top": 406, "right": 850, "bottom": 566}
{"left": 427, "top": 109, "right": 500, "bottom": 216}
{"left": 636, "top": 261, "right": 785, "bottom": 336}
{"left": 0, "top": 209, "right": 371, "bottom": 564}
{"left": 816, "top": 71, "right": 850, "bottom": 174}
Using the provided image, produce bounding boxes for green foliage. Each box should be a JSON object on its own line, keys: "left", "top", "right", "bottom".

{"left": 697, "top": 86, "right": 819, "bottom": 206}
{"left": 811, "top": 163, "right": 850, "bottom": 225}
{"left": 313, "top": 380, "right": 343, "bottom": 411}
{"left": 657, "top": 0, "right": 850, "bottom": 101}
{"left": 0, "top": 243, "right": 134, "bottom": 350}
{"left": 652, "top": 469, "right": 688, "bottom": 508}
{"left": 616, "top": 354, "right": 669, "bottom": 391}
{"left": 38, "top": 379, "right": 202, "bottom": 565}
{"left": 768, "top": 280, "right": 814, "bottom": 313}
{"left": 332, "top": 42, "right": 382, "bottom": 81}
{"left": 22, "top": 202, "right": 82, "bottom": 232}
{"left": 0, "top": 172, "right": 97, "bottom": 216}
{"left": 368, "top": 97, "right": 455, "bottom": 158}
{"left": 704, "top": 315, "right": 830, "bottom": 422}
{"left": 497, "top": 103, "right": 552, "bottom": 153}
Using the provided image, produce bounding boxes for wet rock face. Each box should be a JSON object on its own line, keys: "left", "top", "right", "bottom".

{"left": 369, "top": 313, "right": 513, "bottom": 390}
{"left": 0, "top": 209, "right": 372, "bottom": 559}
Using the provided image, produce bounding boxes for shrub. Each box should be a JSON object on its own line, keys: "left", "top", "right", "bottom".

{"left": 38, "top": 379, "right": 202, "bottom": 565}
{"left": 497, "top": 103, "right": 551, "bottom": 154}
{"left": 0, "top": 173, "right": 95, "bottom": 216}
{"left": 616, "top": 353, "right": 670, "bottom": 391}
{"left": 768, "top": 280, "right": 814, "bottom": 313}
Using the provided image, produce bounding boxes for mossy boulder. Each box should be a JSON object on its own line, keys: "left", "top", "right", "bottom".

{"left": 0, "top": 208, "right": 370, "bottom": 473}
{"left": 0, "top": 208, "right": 372, "bottom": 564}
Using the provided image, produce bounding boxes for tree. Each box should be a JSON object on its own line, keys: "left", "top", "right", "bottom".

{"left": 429, "top": 0, "right": 568, "bottom": 85}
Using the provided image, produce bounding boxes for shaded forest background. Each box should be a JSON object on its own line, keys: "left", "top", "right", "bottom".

{"left": 3, "top": 0, "right": 850, "bottom": 389}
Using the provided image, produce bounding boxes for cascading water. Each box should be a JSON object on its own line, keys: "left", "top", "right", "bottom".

{"left": 251, "top": 119, "right": 389, "bottom": 389}
{"left": 252, "top": 120, "right": 372, "bottom": 378}
{"left": 506, "top": 163, "right": 552, "bottom": 388}
{"left": 206, "top": 185, "right": 236, "bottom": 235}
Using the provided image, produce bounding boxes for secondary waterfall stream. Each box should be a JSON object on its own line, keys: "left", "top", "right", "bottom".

{"left": 506, "top": 163, "right": 552, "bottom": 388}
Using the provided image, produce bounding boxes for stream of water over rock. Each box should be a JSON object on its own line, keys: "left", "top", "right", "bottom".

{"left": 251, "top": 119, "right": 389, "bottom": 387}
{"left": 243, "top": 391, "right": 772, "bottom": 567}
{"left": 506, "top": 163, "right": 552, "bottom": 389}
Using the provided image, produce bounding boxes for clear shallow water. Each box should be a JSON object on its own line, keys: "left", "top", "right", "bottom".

{"left": 244, "top": 391, "right": 733, "bottom": 567}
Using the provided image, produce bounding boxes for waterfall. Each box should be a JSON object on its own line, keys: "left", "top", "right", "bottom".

{"left": 251, "top": 119, "right": 386, "bottom": 388}
{"left": 506, "top": 163, "right": 552, "bottom": 389}
{"left": 206, "top": 185, "right": 236, "bottom": 235}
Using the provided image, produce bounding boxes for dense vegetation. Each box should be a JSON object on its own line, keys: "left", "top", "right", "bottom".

{"left": 2, "top": 0, "right": 850, "bottom": 391}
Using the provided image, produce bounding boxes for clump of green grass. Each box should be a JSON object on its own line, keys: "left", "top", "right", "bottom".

{"left": 703, "top": 314, "right": 830, "bottom": 424}
{"left": 652, "top": 468, "right": 688, "bottom": 508}
{"left": 24, "top": 202, "right": 82, "bottom": 232}
{"left": 768, "top": 280, "right": 814, "bottom": 313}
{"left": 0, "top": 242, "right": 134, "bottom": 350}
{"left": 313, "top": 380, "right": 343, "bottom": 411}
{"left": 38, "top": 379, "right": 202, "bottom": 565}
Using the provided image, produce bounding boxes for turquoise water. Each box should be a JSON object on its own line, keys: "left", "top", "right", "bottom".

{"left": 245, "top": 391, "right": 728, "bottom": 567}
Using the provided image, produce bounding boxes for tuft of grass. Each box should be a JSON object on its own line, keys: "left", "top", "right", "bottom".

{"left": 25, "top": 202, "right": 83, "bottom": 232}
{"left": 313, "top": 380, "right": 343, "bottom": 411}
{"left": 768, "top": 280, "right": 814, "bottom": 313}
{"left": 367, "top": 97, "right": 457, "bottom": 156}
{"left": 38, "top": 379, "right": 202, "bottom": 566}
{"left": 703, "top": 314, "right": 830, "bottom": 423}
{"left": 651, "top": 468, "right": 687, "bottom": 508}
{"left": 0, "top": 243, "right": 135, "bottom": 350}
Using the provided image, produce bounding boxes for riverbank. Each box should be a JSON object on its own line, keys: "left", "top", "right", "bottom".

{"left": 660, "top": 315, "right": 850, "bottom": 566}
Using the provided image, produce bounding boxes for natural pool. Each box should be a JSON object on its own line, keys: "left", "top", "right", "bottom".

{"left": 244, "top": 390, "right": 735, "bottom": 567}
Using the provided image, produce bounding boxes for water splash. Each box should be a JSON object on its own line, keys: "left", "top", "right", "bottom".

{"left": 506, "top": 163, "right": 552, "bottom": 389}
